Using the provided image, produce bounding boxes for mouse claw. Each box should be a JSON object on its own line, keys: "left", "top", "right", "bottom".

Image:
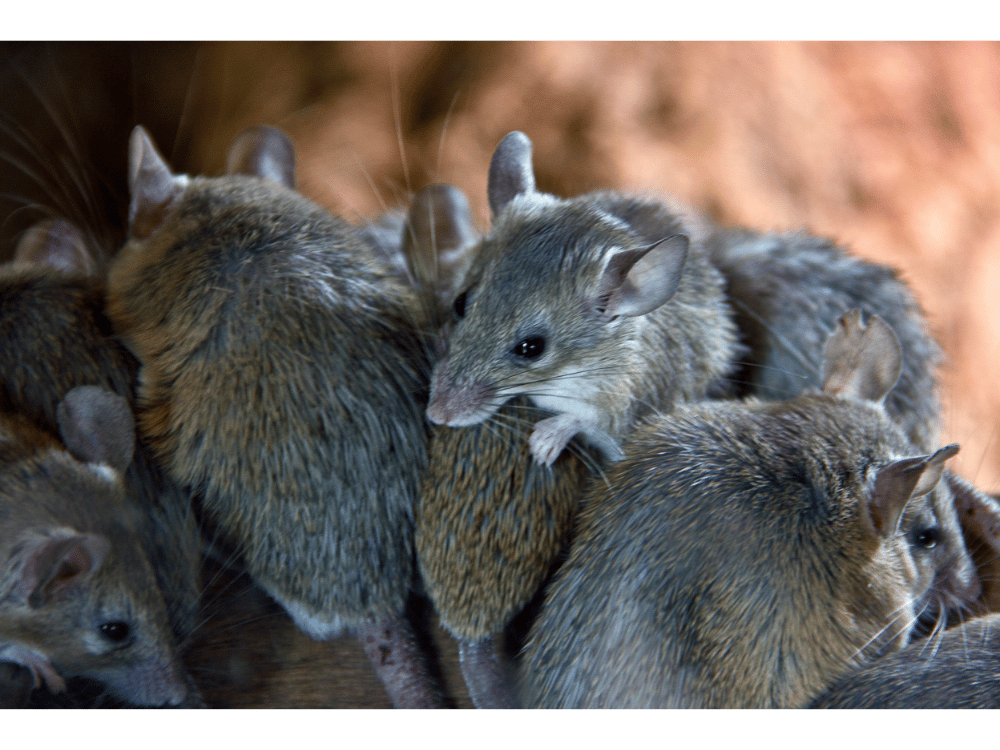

{"left": 0, "top": 643, "right": 65, "bottom": 694}
{"left": 530, "top": 415, "right": 583, "bottom": 466}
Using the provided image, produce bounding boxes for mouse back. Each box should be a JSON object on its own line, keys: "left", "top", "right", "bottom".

{"left": 0, "top": 388, "right": 189, "bottom": 706}
{"left": 809, "top": 612, "right": 1000, "bottom": 708}
{"left": 707, "top": 226, "right": 943, "bottom": 453}
{"left": 520, "top": 311, "right": 968, "bottom": 708}
{"left": 107, "top": 124, "right": 430, "bottom": 634}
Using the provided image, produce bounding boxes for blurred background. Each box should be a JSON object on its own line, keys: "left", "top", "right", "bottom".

{"left": 2, "top": 40, "right": 998, "bottom": 492}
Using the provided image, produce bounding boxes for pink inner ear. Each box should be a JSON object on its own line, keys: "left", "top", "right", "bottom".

{"left": 18, "top": 533, "right": 109, "bottom": 609}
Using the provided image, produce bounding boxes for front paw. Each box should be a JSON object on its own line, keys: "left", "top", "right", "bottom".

{"left": 0, "top": 643, "right": 65, "bottom": 694}
{"left": 529, "top": 415, "right": 583, "bottom": 466}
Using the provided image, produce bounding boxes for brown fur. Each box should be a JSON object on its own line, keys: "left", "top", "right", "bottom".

{"left": 416, "top": 398, "right": 590, "bottom": 641}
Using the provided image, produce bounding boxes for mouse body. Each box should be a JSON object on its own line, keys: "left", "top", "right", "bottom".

{"left": 0, "top": 387, "right": 191, "bottom": 707}
{"left": 105, "top": 125, "right": 441, "bottom": 707}
{"left": 0, "top": 219, "right": 203, "bottom": 706}
{"left": 705, "top": 226, "right": 1000, "bottom": 624}
{"left": 706, "top": 226, "right": 942, "bottom": 453}
{"left": 519, "top": 311, "right": 977, "bottom": 708}
{"left": 379, "top": 183, "right": 598, "bottom": 708}
{"left": 809, "top": 612, "right": 1000, "bottom": 708}
{"left": 425, "top": 131, "right": 741, "bottom": 466}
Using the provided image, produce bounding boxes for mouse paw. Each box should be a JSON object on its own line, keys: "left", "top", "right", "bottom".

{"left": 0, "top": 643, "right": 65, "bottom": 694}
{"left": 529, "top": 415, "right": 584, "bottom": 466}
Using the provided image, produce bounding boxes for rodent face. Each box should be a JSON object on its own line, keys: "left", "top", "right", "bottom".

{"left": 899, "top": 482, "right": 979, "bottom": 626}
{"left": 0, "top": 446, "right": 187, "bottom": 706}
{"left": 427, "top": 197, "right": 644, "bottom": 428}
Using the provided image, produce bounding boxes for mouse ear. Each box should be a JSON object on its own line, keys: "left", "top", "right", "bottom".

{"left": 128, "top": 126, "right": 187, "bottom": 241}
{"left": 821, "top": 310, "right": 902, "bottom": 403}
{"left": 13, "top": 218, "right": 98, "bottom": 277}
{"left": 10, "top": 529, "right": 110, "bottom": 610}
{"left": 403, "top": 183, "right": 481, "bottom": 308}
{"left": 56, "top": 386, "right": 136, "bottom": 474}
{"left": 593, "top": 234, "right": 689, "bottom": 320}
{"left": 226, "top": 125, "right": 296, "bottom": 189}
{"left": 865, "top": 444, "right": 959, "bottom": 538}
{"left": 487, "top": 131, "right": 536, "bottom": 217}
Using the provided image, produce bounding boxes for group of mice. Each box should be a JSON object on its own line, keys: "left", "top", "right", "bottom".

{"left": 2, "top": 124, "right": 1000, "bottom": 709}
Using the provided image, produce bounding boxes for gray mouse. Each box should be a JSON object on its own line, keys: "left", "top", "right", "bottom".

{"left": 0, "top": 218, "right": 203, "bottom": 707}
{"left": 705, "top": 225, "right": 1000, "bottom": 626}
{"left": 519, "top": 310, "right": 978, "bottom": 708}
{"left": 425, "top": 130, "right": 741, "bottom": 466}
{"left": 386, "top": 183, "right": 600, "bottom": 708}
{"left": 705, "top": 225, "right": 942, "bottom": 453}
{"left": 809, "top": 612, "right": 1000, "bottom": 708}
{"left": 104, "top": 124, "right": 443, "bottom": 708}
{"left": 0, "top": 386, "right": 190, "bottom": 707}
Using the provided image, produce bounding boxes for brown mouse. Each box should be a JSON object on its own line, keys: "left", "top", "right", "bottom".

{"left": 0, "top": 386, "right": 190, "bottom": 707}
{"left": 105, "top": 124, "right": 443, "bottom": 708}
{"left": 0, "top": 218, "right": 203, "bottom": 706}
{"left": 809, "top": 612, "right": 1000, "bottom": 708}
{"left": 519, "top": 310, "right": 977, "bottom": 708}
{"left": 387, "top": 183, "right": 600, "bottom": 708}
{"left": 424, "top": 131, "right": 741, "bottom": 466}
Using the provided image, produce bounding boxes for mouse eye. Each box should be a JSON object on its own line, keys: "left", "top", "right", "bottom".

{"left": 452, "top": 290, "right": 468, "bottom": 320}
{"left": 911, "top": 526, "right": 940, "bottom": 550}
{"left": 99, "top": 621, "right": 131, "bottom": 643}
{"left": 511, "top": 336, "right": 546, "bottom": 360}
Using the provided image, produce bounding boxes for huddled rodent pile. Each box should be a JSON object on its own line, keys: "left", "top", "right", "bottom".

{"left": 4, "top": 117, "right": 1000, "bottom": 710}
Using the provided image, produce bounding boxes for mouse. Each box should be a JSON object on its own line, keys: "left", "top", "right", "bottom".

{"left": 518, "top": 310, "right": 978, "bottom": 708}
{"left": 424, "top": 130, "right": 742, "bottom": 466}
{"left": 387, "top": 183, "right": 600, "bottom": 708}
{"left": 104, "top": 124, "right": 444, "bottom": 708}
{"left": 0, "top": 386, "right": 191, "bottom": 707}
{"left": 705, "top": 225, "right": 942, "bottom": 453}
{"left": 809, "top": 612, "right": 1000, "bottom": 708}
{"left": 704, "top": 226, "right": 1000, "bottom": 625}
{"left": 0, "top": 217, "right": 204, "bottom": 707}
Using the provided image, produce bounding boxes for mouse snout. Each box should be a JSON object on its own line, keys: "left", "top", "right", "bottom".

{"left": 103, "top": 654, "right": 189, "bottom": 707}
{"left": 426, "top": 364, "right": 496, "bottom": 426}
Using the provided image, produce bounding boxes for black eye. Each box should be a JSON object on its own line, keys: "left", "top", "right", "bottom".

{"left": 452, "top": 291, "right": 468, "bottom": 320}
{"left": 99, "top": 621, "right": 131, "bottom": 643}
{"left": 511, "top": 336, "right": 546, "bottom": 360}
{"left": 912, "top": 527, "right": 940, "bottom": 549}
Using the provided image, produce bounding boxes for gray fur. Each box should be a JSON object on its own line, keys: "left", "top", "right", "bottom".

{"left": 706, "top": 226, "right": 942, "bottom": 452}
{"left": 0, "top": 222, "right": 203, "bottom": 705}
{"left": 519, "top": 313, "right": 974, "bottom": 708}
{"left": 106, "top": 127, "right": 439, "bottom": 707}
{"left": 810, "top": 613, "right": 1000, "bottom": 708}
{"left": 0, "top": 406, "right": 189, "bottom": 707}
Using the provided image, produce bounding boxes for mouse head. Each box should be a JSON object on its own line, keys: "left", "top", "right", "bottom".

{"left": 426, "top": 131, "right": 689, "bottom": 427}
{"left": 125, "top": 123, "right": 296, "bottom": 243}
{"left": 108, "top": 124, "right": 332, "bottom": 355}
{"left": 0, "top": 387, "right": 189, "bottom": 706}
{"left": 814, "top": 310, "right": 971, "bottom": 655}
